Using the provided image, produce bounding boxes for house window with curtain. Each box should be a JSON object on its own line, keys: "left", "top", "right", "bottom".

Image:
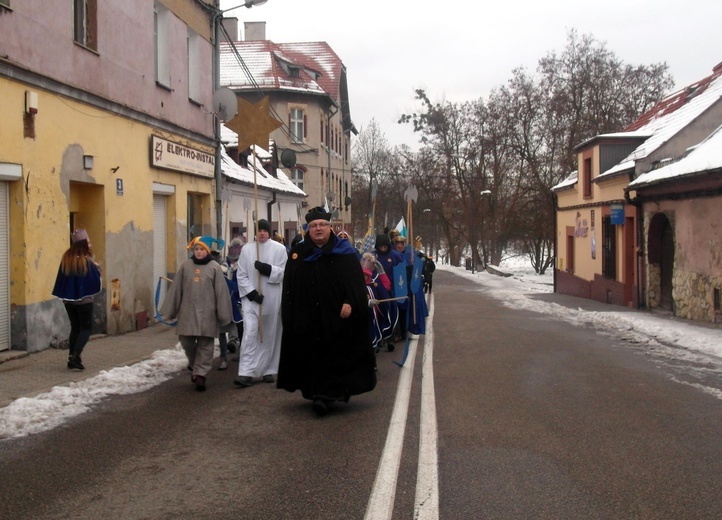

{"left": 290, "top": 108, "right": 305, "bottom": 144}
{"left": 74, "top": 0, "right": 98, "bottom": 51}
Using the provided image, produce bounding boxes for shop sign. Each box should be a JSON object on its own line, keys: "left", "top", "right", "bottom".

{"left": 151, "top": 135, "right": 214, "bottom": 178}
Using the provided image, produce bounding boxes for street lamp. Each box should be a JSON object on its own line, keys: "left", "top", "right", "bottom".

{"left": 222, "top": 0, "right": 268, "bottom": 11}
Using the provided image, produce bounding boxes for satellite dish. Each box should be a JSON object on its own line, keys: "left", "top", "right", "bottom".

{"left": 212, "top": 88, "right": 238, "bottom": 122}
{"left": 280, "top": 149, "right": 296, "bottom": 168}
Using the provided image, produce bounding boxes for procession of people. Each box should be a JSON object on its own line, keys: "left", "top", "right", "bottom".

{"left": 58, "top": 200, "right": 431, "bottom": 416}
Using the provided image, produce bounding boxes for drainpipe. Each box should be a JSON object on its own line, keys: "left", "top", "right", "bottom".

{"left": 267, "top": 190, "right": 277, "bottom": 227}
{"left": 213, "top": 2, "right": 223, "bottom": 241}
{"left": 326, "top": 105, "right": 339, "bottom": 207}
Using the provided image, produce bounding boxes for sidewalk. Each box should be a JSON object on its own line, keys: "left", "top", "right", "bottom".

{"left": 0, "top": 324, "right": 179, "bottom": 409}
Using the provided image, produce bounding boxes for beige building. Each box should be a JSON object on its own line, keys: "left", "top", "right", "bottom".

{"left": 219, "top": 20, "right": 356, "bottom": 242}
{"left": 554, "top": 63, "right": 722, "bottom": 322}
{"left": 0, "top": 1, "right": 218, "bottom": 351}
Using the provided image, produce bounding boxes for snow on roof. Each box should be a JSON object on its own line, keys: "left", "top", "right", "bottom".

{"left": 628, "top": 124, "right": 722, "bottom": 188}
{"left": 219, "top": 132, "right": 305, "bottom": 197}
{"left": 601, "top": 67, "right": 722, "bottom": 178}
{"left": 219, "top": 40, "right": 343, "bottom": 102}
{"left": 551, "top": 171, "right": 578, "bottom": 191}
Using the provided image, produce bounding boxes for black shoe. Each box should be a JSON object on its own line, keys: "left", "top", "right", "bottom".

{"left": 68, "top": 357, "right": 85, "bottom": 370}
{"left": 233, "top": 376, "right": 253, "bottom": 388}
{"left": 312, "top": 399, "right": 328, "bottom": 417}
{"left": 192, "top": 375, "right": 206, "bottom": 391}
{"left": 386, "top": 343, "right": 395, "bottom": 352}
{"left": 262, "top": 374, "right": 275, "bottom": 383}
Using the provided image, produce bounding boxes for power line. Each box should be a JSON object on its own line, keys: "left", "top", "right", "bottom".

{"left": 218, "top": 24, "right": 319, "bottom": 155}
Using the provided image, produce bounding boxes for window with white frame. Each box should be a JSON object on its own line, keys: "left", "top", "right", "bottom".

{"left": 290, "top": 108, "right": 305, "bottom": 144}
{"left": 73, "top": 0, "right": 97, "bottom": 50}
{"left": 187, "top": 28, "right": 201, "bottom": 102}
{"left": 154, "top": 2, "right": 171, "bottom": 89}
{"left": 290, "top": 168, "right": 304, "bottom": 191}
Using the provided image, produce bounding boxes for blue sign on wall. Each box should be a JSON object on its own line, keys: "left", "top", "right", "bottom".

{"left": 610, "top": 203, "right": 625, "bottom": 225}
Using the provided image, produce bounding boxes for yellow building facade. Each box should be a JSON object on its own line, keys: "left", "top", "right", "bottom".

{"left": 554, "top": 137, "right": 641, "bottom": 307}
{"left": 0, "top": 0, "right": 217, "bottom": 352}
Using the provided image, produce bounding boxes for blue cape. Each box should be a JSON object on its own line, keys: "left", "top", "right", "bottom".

{"left": 52, "top": 260, "right": 102, "bottom": 301}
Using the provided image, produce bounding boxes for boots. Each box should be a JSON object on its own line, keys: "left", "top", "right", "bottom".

{"left": 68, "top": 355, "right": 85, "bottom": 370}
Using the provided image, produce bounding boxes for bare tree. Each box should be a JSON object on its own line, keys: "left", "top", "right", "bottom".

{"left": 386, "top": 29, "right": 674, "bottom": 272}
{"left": 538, "top": 29, "right": 673, "bottom": 175}
{"left": 351, "top": 119, "right": 394, "bottom": 239}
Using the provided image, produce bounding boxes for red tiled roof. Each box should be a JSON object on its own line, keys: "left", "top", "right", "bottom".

{"left": 625, "top": 61, "right": 722, "bottom": 131}
{"left": 220, "top": 39, "right": 345, "bottom": 105}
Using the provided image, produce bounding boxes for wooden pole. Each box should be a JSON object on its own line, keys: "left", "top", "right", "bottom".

{"left": 252, "top": 148, "right": 263, "bottom": 342}
{"left": 407, "top": 198, "right": 416, "bottom": 325}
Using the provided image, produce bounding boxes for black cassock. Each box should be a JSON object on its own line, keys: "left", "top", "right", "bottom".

{"left": 278, "top": 234, "right": 376, "bottom": 401}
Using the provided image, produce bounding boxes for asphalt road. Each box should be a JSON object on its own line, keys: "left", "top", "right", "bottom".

{"left": 1, "top": 269, "right": 720, "bottom": 519}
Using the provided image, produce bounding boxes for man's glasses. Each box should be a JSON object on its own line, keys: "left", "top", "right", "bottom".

{"left": 308, "top": 222, "right": 331, "bottom": 229}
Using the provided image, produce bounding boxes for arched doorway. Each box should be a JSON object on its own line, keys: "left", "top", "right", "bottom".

{"left": 647, "top": 213, "right": 674, "bottom": 311}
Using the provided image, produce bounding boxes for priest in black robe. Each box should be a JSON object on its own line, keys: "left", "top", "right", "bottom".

{"left": 277, "top": 206, "right": 376, "bottom": 416}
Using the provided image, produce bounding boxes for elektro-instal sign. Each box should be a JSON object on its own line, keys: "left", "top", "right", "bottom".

{"left": 151, "top": 135, "right": 214, "bottom": 178}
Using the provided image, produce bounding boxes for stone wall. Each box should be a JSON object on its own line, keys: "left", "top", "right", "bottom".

{"left": 647, "top": 264, "right": 661, "bottom": 309}
{"left": 673, "top": 270, "right": 722, "bottom": 323}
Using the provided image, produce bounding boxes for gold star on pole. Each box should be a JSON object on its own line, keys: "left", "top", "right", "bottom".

{"left": 225, "top": 96, "right": 283, "bottom": 151}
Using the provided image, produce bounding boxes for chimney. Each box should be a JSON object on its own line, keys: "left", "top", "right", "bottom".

{"left": 220, "top": 17, "right": 239, "bottom": 42}
{"left": 244, "top": 21, "right": 267, "bottom": 41}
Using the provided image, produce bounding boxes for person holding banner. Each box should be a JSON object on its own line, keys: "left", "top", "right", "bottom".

{"left": 361, "top": 252, "right": 399, "bottom": 353}
{"left": 373, "top": 233, "right": 404, "bottom": 285}
{"left": 234, "top": 219, "right": 287, "bottom": 388}
{"left": 392, "top": 235, "right": 429, "bottom": 338}
{"left": 278, "top": 206, "right": 376, "bottom": 417}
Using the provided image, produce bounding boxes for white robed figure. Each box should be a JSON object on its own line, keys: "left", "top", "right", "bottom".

{"left": 234, "top": 219, "right": 288, "bottom": 386}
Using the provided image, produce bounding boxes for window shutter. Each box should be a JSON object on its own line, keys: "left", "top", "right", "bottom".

{"left": 303, "top": 115, "right": 307, "bottom": 138}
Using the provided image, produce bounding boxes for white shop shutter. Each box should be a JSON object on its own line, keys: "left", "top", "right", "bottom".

{"left": 0, "top": 182, "right": 9, "bottom": 350}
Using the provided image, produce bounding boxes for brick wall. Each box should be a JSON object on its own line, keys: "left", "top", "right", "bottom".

{"left": 555, "top": 270, "right": 591, "bottom": 299}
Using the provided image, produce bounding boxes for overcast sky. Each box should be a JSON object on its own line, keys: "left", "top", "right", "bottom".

{"left": 220, "top": 0, "right": 722, "bottom": 149}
